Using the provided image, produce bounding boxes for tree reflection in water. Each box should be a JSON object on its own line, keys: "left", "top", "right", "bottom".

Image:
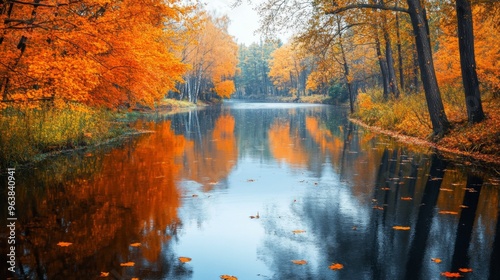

{"left": 3, "top": 103, "right": 499, "bottom": 280}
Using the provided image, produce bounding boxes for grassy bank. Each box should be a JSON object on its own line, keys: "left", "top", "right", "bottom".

{"left": 0, "top": 99, "right": 196, "bottom": 168}
{"left": 353, "top": 89, "right": 500, "bottom": 163}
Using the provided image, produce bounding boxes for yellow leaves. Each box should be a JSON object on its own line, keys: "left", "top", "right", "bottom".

{"left": 100, "top": 272, "right": 109, "bottom": 277}
{"left": 220, "top": 275, "right": 238, "bottom": 280}
{"left": 329, "top": 263, "right": 344, "bottom": 270}
{"left": 291, "top": 260, "right": 308, "bottom": 265}
{"left": 57, "top": 242, "right": 73, "bottom": 247}
{"left": 393, "top": 226, "right": 411, "bottom": 231}
{"left": 292, "top": 230, "right": 306, "bottom": 234}
{"left": 120, "top": 262, "right": 135, "bottom": 267}
{"left": 178, "top": 257, "right": 192, "bottom": 263}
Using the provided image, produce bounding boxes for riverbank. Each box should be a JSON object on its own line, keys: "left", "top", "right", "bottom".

{"left": 352, "top": 90, "right": 500, "bottom": 168}
{"left": 0, "top": 98, "right": 198, "bottom": 168}
{"left": 235, "top": 94, "right": 335, "bottom": 104}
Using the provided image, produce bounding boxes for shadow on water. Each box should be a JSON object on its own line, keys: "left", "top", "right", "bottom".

{"left": 1, "top": 102, "right": 499, "bottom": 279}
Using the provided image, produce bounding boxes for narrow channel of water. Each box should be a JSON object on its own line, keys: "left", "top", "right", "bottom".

{"left": 2, "top": 101, "right": 499, "bottom": 280}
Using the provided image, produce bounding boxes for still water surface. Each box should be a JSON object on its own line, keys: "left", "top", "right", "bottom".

{"left": 2, "top": 102, "right": 500, "bottom": 280}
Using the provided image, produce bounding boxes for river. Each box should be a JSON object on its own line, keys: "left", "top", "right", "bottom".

{"left": 1, "top": 101, "right": 499, "bottom": 280}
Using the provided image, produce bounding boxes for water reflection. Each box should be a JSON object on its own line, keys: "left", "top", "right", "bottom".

{"left": 2, "top": 102, "right": 499, "bottom": 279}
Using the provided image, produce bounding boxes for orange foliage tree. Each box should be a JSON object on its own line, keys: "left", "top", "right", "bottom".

{"left": 177, "top": 11, "right": 239, "bottom": 103}
{"left": 0, "top": 0, "right": 189, "bottom": 108}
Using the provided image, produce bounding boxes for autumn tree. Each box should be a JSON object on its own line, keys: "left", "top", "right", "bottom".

{"left": 178, "top": 11, "right": 239, "bottom": 103}
{"left": 0, "top": 0, "right": 189, "bottom": 109}
{"left": 268, "top": 43, "right": 312, "bottom": 97}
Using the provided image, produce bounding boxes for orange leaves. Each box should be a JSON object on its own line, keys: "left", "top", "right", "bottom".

{"left": 329, "top": 263, "right": 344, "bottom": 270}
{"left": 292, "top": 230, "right": 306, "bottom": 234}
{"left": 220, "top": 275, "right": 238, "bottom": 280}
{"left": 458, "top": 268, "right": 472, "bottom": 273}
{"left": 57, "top": 242, "right": 73, "bottom": 247}
{"left": 291, "top": 260, "right": 308, "bottom": 265}
{"left": 393, "top": 226, "right": 411, "bottom": 231}
{"left": 431, "top": 258, "right": 442, "bottom": 263}
{"left": 441, "top": 272, "right": 463, "bottom": 278}
{"left": 0, "top": 0, "right": 189, "bottom": 108}
{"left": 120, "top": 262, "right": 135, "bottom": 267}
{"left": 178, "top": 257, "right": 192, "bottom": 263}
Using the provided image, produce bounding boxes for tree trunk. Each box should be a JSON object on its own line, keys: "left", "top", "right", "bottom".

{"left": 384, "top": 29, "right": 400, "bottom": 98}
{"left": 456, "top": 0, "right": 485, "bottom": 123}
{"left": 406, "top": 0, "right": 450, "bottom": 138}
{"left": 375, "top": 31, "right": 390, "bottom": 99}
{"left": 396, "top": 11, "right": 405, "bottom": 93}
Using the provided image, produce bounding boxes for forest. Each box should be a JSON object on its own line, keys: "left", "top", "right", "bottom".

{"left": 0, "top": 0, "right": 499, "bottom": 166}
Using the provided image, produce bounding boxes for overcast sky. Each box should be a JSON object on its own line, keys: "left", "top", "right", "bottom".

{"left": 204, "top": 0, "right": 265, "bottom": 45}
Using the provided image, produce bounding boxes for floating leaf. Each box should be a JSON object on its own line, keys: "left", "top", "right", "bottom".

{"left": 393, "top": 226, "right": 411, "bottom": 231}
{"left": 57, "top": 242, "right": 73, "bottom": 247}
{"left": 458, "top": 268, "right": 473, "bottom": 273}
{"left": 249, "top": 212, "right": 260, "bottom": 219}
{"left": 132, "top": 278, "right": 139, "bottom": 280}
{"left": 220, "top": 275, "right": 238, "bottom": 280}
{"left": 459, "top": 205, "right": 469, "bottom": 209}
{"left": 291, "top": 260, "right": 307, "bottom": 265}
{"left": 130, "top": 243, "right": 141, "bottom": 247}
{"left": 247, "top": 179, "right": 255, "bottom": 182}
{"left": 292, "top": 230, "right": 306, "bottom": 234}
{"left": 178, "top": 257, "right": 192, "bottom": 263}
{"left": 439, "top": 211, "right": 459, "bottom": 215}
{"left": 440, "top": 271, "right": 462, "bottom": 278}
{"left": 431, "top": 258, "right": 442, "bottom": 263}
{"left": 100, "top": 272, "right": 109, "bottom": 277}
{"left": 329, "top": 263, "right": 344, "bottom": 270}
{"left": 381, "top": 187, "right": 390, "bottom": 191}
{"left": 120, "top": 262, "right": 135, "bottom": 267}
{"left": 373, "top": 206, "right": 384, "bottom": 210}
{"left": 400, "top": 197, "right": 413, "bottom": 201}
{"left": 440, "top": 188, "right": 453, "bottom": 192}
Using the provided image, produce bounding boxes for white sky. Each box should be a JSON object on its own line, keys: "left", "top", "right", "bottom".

{"left": 204, "top": 0, "right": 264, "bottom": 45}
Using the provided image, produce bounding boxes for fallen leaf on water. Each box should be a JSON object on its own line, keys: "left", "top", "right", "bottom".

{"left": 431, "top": 258, "right": 442, "bottom": 263}
{"left": 100, "top": 272, "right": 109, "bottom": 277}
{"left": 249, "top": 212, "right": 260, "bottom": 219}
{"left": 57, "top": 242, "right": 72, "bottom": 247}
{"left": 291, "top": 260, "right": 307, "bottom": 265}
{"left": 381, "top": 187, "right": 391, "bottom": 191}
{"left": 373, "top": 206, "right": 384, "bottom": 210}
{"left": 430, "top": 177, "right": 443, "bottom": 181}
{"left": 220, "top": 275, "right": 238, "bottom": 280}
{"left": 329, "top": 263, "right": 344, "bottom": 270}
{"left": 247, "top": 179, "right": 255, "bottom": 182}
{"left": 439, "top": 211, "right": 459, "bottom": 215}
{"left": 292, "top": 230, "right": 306, "bottom": 234}
{"left": 178, "top": 257, "right": 192, "bottom": 263}
{"left": 440, "top": 188, "right": 454, "bottom": 192}
{"left": 132, "top": 278, "right": 139, "bottom": 280}
{"left": 130, "top": 243, "right": 141, "bottom": 247}
{"left": 458, "top": 268, "right": 473, "bottom": 273}
{"left": 440, "top": 271, "right": 462, "bottom": 278}
{"left": 192, "top": 194, "right": 198, "bottom": 197}
{"left": 401, "top": 197, "right": 413, "bottom": 201}
{"left": 120, "top": 262, "right": 135, "bottom": 267}
{"left": 393, "top": 226, "right": 411, "bottom": 231}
